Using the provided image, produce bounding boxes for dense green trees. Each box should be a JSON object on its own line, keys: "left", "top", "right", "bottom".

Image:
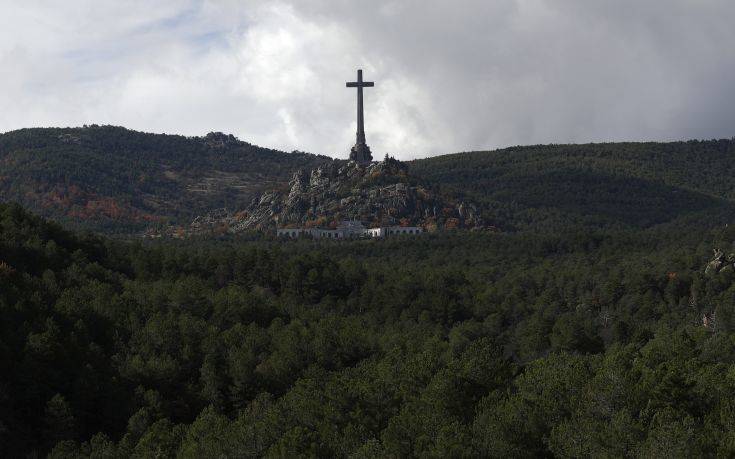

{"left": 0, "top": 126, "right": 330, "bottom": 233}
{"left": 2, "top": 200, "right": 735, "bottom": 456}
{"left": 411, "top": 139, "right": 735, "bottom": 231}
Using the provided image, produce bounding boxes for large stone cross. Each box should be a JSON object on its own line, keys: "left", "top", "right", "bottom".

{"left": 346, "top": 69, "right": 374, "bottom": 163}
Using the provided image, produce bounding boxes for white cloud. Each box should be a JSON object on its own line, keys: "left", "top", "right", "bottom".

{"left": 0, "top": 0, "right": 734, "bottom": 160}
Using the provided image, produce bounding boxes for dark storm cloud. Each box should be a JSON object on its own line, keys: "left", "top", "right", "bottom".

{"left": 292, "top": 0, "right": 735, "bottom": 151}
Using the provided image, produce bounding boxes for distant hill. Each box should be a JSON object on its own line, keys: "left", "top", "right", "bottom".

{"left": 0, "top": 126, "right": 331, "bottom": 233}
{"left": 2, "top": 127, "right": 734, "bottom": 235}
{"left": 410, "top": 139, "right": 735, "bottom": 231}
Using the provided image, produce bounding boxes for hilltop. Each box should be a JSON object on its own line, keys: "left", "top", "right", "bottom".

{"left": 0, "top": 126, "right": 331, "bottom": 233}
{"left": 168, "top": 156, "right": 484, "bottom": 237}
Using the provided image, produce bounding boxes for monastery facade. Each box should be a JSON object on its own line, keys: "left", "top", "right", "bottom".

{"left": 277, "top": 220, "right": 423, "bottom": 240}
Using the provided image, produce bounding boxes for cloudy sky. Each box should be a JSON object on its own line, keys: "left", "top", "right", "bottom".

{"left": 1, "top": 1, "right": 733, "bottom": 159}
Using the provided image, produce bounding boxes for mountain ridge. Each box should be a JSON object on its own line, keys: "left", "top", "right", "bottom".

{"left": 2, "top": 126, "right": 735, "bottom": 235}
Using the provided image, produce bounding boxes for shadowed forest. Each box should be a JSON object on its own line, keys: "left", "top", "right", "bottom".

{"left": 3, "top": 200, "right": 735, "bottom": 457}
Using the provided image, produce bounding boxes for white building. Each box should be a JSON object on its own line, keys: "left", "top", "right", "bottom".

{"left": 278, "top": 221, "right": 423, "bottom": 239}
{"left": 365, "top": 227, "right": 385, "bottom": 238}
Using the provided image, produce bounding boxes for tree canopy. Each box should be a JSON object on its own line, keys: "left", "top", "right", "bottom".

{"left": 2, "top": 201, "right": 735, "bottom": 457}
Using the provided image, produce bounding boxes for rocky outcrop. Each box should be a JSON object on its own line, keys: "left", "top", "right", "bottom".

{"left": 705, "top": 248, "right": 735, "bottom": 275}
{"left": 57, "top": 133, "right": 81, "bottom": 144}
{"left": 226, "top": 157, "right": 483, "bottom": 232}
{"left": 190, "top": 208, "right": 230, "bottom": 230}
{"left": 175, "top": 157, "right": 485, "bottom": 236}
{"left": 203, "top": 132, "right": 239, "bottom": 149}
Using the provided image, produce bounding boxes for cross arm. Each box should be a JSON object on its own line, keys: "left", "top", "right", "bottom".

{"left": 346, "top": 82, "right": 375, "bottom": 87}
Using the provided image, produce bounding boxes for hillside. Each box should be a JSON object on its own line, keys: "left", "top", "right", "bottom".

{"left": 2, "top": 128, "right": 735, "bottom": 237}
{"left": 170, "top": 156, "right": 484, "bottom": 237}
{"left": 4, "top": 200, "right": 735, "bottom": 456}
{"left": 410, "top": 139, "right": 735, "bottom": 231}
{"left": 0, "top": 126, "right": 331, "bottom": 233}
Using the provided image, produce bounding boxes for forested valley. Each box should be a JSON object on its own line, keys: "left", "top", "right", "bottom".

{"left": 3, "top": 199, "right": 735, "bottom": 457}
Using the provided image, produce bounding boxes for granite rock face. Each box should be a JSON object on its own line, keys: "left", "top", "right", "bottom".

{"left": 705, "top": 248, "right": 735, "bottom": 275}
{"left": 181, "top": 157, "right": 485, "bottom": 235}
